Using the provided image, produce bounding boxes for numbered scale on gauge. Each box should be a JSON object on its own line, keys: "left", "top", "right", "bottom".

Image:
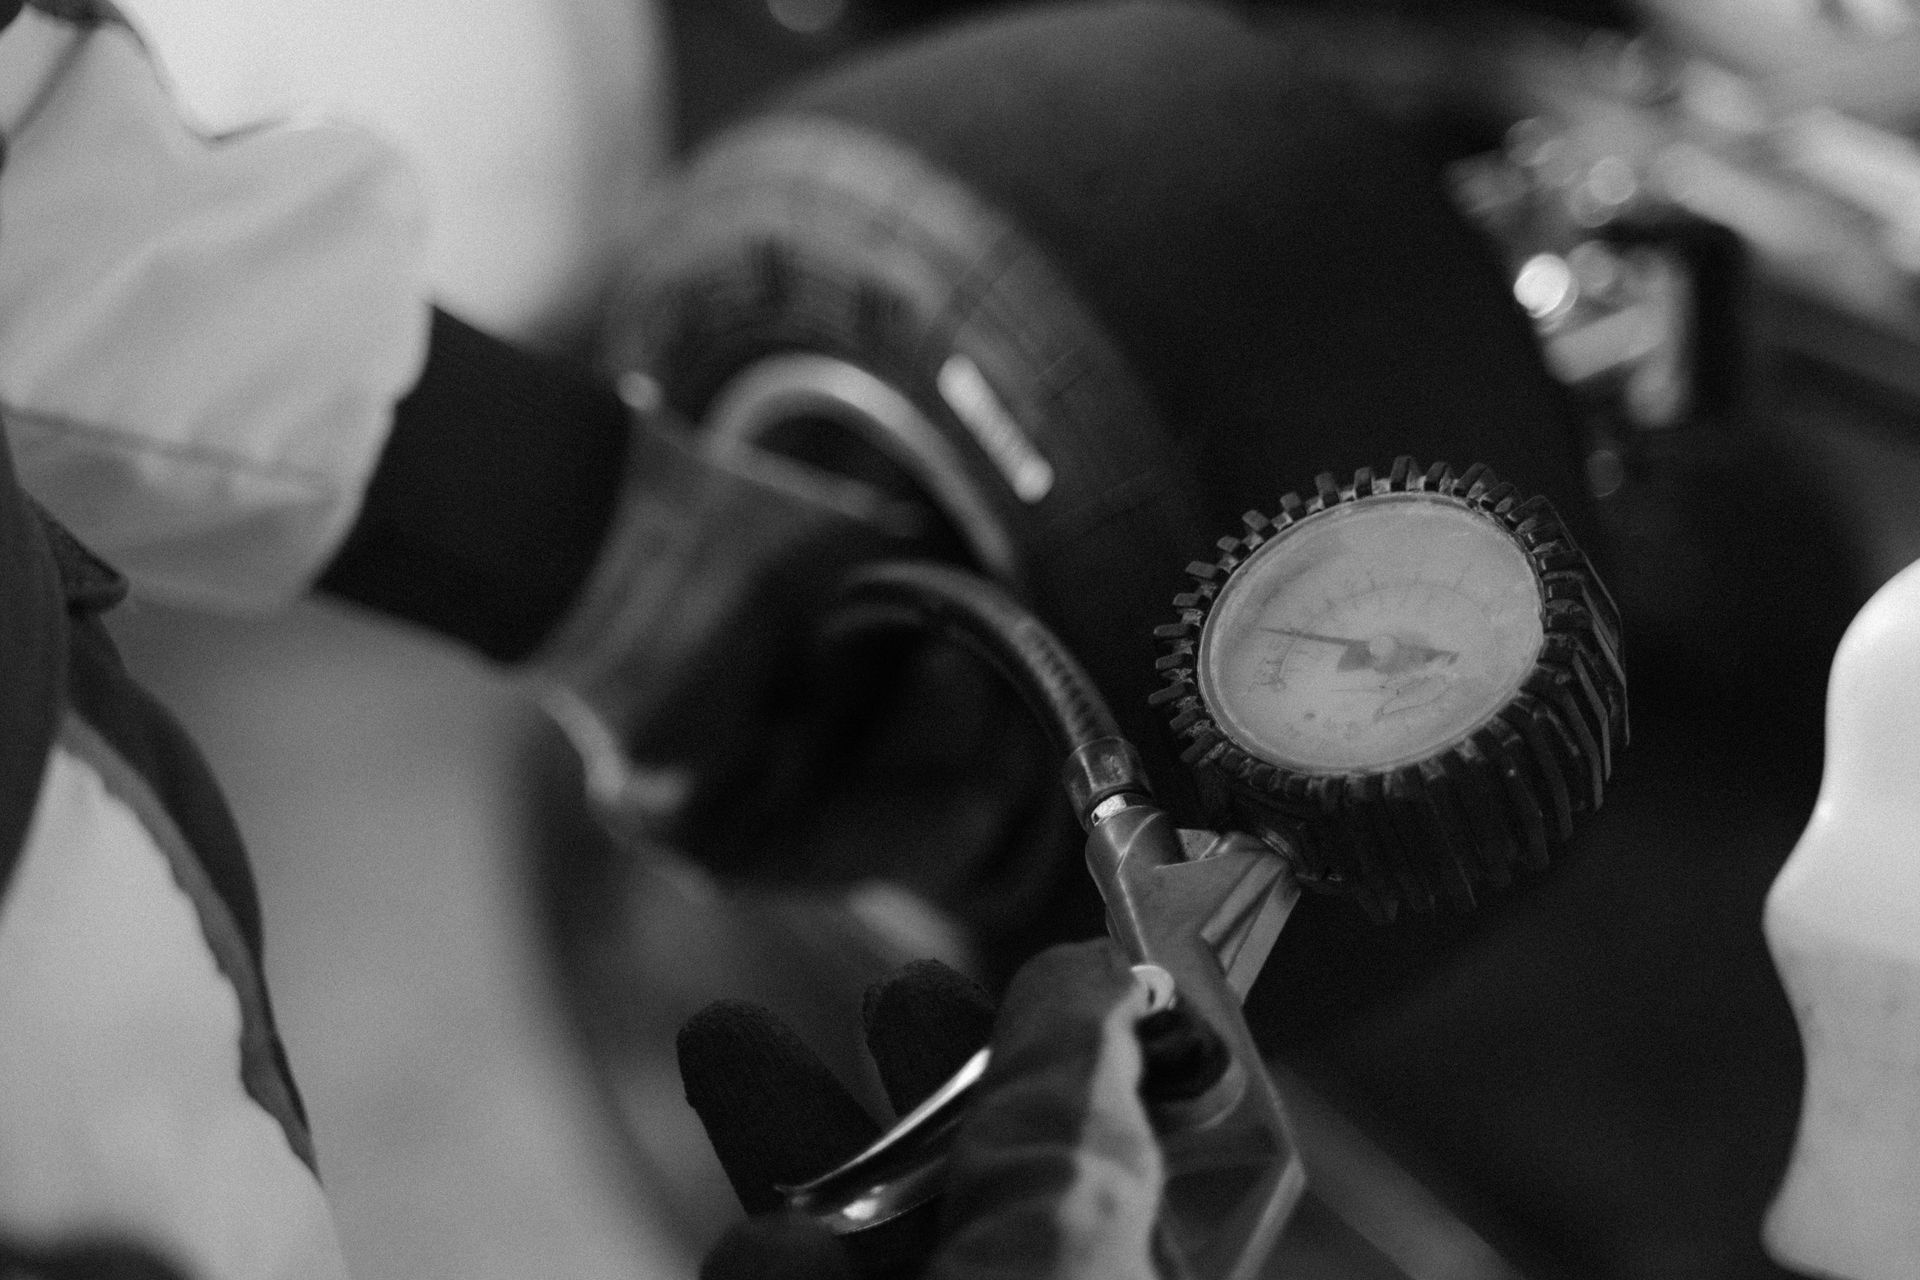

{"left": 1154, "top": 459, "right": 1626, "bottom": 916}
{"left": 1209, "top": 494, "right": 1545, "bottom": 772}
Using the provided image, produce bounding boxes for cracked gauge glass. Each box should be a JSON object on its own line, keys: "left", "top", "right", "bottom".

{"left": 1198, "top": 493, "right": 1545, "bottom": 774}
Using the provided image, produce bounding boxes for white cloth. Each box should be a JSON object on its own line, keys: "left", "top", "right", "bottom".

{"left": 121, "top": 0, "right": 671, "bottom": 348}
{"left": 0, "top": 7, "right": 431, "bottom": 610}
{"left": 0, "top": 715, "right": 350, "bottom": 1280}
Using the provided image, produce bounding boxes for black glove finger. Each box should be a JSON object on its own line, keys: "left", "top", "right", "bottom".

{"left": 861, "top": 959, "right": 997, "bottom": 1118}
{"left": 700, "top": 1213, "right": 856, "bottom": 1280}
{"left": 679, "top": 1000, "right": 881, "bottom": 1215}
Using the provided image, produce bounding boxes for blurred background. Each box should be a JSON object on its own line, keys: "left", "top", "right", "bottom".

{"left": 94, "top": 0, "right": 1920, "bottom": 1277}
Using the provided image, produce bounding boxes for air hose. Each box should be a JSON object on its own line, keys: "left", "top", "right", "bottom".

{"left": 823, "top": 560, "right": 1154, "bottom": 828}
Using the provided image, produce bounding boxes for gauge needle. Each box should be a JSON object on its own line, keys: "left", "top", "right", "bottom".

{"left": 1261, "top": 627, "right": 1458, "bottom": 674}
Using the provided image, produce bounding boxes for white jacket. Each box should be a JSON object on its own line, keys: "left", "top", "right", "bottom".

{"left": 0, "top": 4, "right": 661, "bottom": 1275}
{"left": 0, "top": 4, "right": 429, "bottom": 611}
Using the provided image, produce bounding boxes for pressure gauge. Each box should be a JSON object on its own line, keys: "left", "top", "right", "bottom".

{"left": 1153, "top": 459, "right": 1626, "bottom": 917}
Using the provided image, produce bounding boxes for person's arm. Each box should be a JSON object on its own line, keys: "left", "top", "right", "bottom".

{"left": 315, "top": 308, "right": 631, "bottom": 662}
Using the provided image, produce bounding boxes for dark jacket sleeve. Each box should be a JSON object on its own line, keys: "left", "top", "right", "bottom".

{"left": 318, "top": 309, "right": 632, "bottom": 662}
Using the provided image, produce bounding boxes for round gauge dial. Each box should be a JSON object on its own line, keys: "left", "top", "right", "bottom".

{"left": 1199, "top": 493, "right": 1544, "bottom": 773}
{"left": 1154, "top": 460, "right": 1626, "bottom": 917}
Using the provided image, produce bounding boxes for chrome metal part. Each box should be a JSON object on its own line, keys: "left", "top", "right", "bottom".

{"left": 703, "top": 352, "right": 1021, "bottom": 583}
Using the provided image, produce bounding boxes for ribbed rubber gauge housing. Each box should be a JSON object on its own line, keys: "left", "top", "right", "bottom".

{"left": 1150, "top": 458, "right": 1626, "bottom": 918}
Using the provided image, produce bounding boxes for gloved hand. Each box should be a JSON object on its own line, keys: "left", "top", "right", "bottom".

{"left": 678, "top": 939, "right": 1215, "bottom": 1280}
{"left": 534, "top": 409, "right": 1089, "bottom": 932}
{"left": 534, "top": 410, "right": 931, "bottom": 857}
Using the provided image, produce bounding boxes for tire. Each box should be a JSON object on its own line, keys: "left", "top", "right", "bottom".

{"left": 603, "top": 2, "right": 1602, "bottom": 807}
{"left": 602, "top": 113, "right": 1208, "bottom": 792}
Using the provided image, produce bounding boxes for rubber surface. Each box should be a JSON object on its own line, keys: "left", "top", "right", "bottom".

{"left": 604, "top": 0, "right": 1600, "bottom": 829}
{"left": 604, "top": 110, "right": 1207, "bottom": 796}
